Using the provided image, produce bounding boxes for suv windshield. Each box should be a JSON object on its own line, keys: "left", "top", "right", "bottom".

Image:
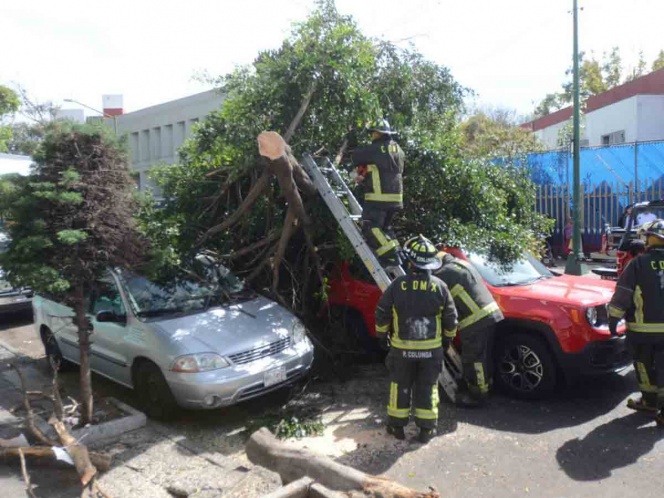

{"left": 467, "top": 253, "right": 554, "bottom": 287}
{"left": 118, "top": 267, "right": 247, "bottom": 319}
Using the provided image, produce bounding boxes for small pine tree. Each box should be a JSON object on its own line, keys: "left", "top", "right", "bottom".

{"left": 1, "top": 122, "right": 146, "bottom": 424}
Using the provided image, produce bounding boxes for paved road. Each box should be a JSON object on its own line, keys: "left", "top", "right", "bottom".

{"left": 1, "top": 311, "right": 662, "bottom": 498}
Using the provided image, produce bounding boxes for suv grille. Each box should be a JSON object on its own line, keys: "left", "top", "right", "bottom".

{"left": 229, "top": 337, "right": 291, "bottom": 365}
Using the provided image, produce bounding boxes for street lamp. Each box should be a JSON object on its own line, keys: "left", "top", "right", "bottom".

{"left": 63, "top": 98, "right": 118, "bottom": 136}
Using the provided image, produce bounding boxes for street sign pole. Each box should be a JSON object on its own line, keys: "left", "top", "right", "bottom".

{"left": 565, "top": 0, "right": 588, "bottom": 276}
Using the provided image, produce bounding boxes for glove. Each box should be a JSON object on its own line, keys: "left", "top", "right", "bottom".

{"left": 442, "top": 337, "right": 452, "bottom": 350}
{"left": 378, "top": 334, "right": 390, "bottom": 351}
{"left": 608, "top": 317, "right": 620, "bottom": 337}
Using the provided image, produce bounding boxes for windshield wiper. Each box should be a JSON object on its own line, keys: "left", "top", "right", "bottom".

{"left": 137, "top": 309, "right": 181, "bottom": 318}
{"left": 524, "top": 275, "right": 551, "bottom": 284}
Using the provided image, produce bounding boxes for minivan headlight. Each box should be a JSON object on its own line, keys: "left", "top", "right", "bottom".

{"left": 171, "top": 353, "right": 229, "bottom": 373}
{"left": 292, "top": 320, "right": 307, "bottom": 343}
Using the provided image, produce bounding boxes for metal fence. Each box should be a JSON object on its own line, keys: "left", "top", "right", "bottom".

{"left": 536, "top": 178, "right": 664, "bottom": 254}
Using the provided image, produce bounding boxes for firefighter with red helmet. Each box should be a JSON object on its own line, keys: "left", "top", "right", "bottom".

{"left": 351, "top": 119, "right": 405, "bottom": 267}
{"left": 608, "top": 218, "right": 664, "bottom": 427}
{"left": 375, "top": 235, "right": 458, "bottom": 443}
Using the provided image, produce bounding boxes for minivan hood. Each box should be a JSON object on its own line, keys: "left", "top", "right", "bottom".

{"left": 492, "top": 274, "right": 616, "bottom": 307}
{"left": 151, "top": 295, "right": 296, "bottom": 357}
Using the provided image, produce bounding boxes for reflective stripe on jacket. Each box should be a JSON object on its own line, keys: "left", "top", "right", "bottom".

{"left": 608, "top": 248, "right": 664, "bottom": 334}
{"left": 352, "top": 137, "right": 405, "bottom": 209}
{"left": 375, "top": 273, "right": 458, "bottom": 351}
{"left": 434, "top": 254, "right": 504, "bottom": 333}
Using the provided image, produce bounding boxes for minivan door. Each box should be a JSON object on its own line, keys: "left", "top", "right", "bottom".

{"left": 88, "top": 274, "right": 132, "bottom": 386}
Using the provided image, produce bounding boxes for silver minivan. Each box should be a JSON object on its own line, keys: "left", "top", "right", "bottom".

{"left": 32, "top": 263, "right": 314, "bottom": 418}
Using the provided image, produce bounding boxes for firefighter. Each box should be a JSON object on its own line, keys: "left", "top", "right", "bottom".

{"left": 375, "top": 235, "right": 458, "bottom": 443}
{"left": 434, "top": 250, "right": 504, "bottom": 407}
{"left": 352, "top": 119, "right": 405, "bottom": 267}
{"left": 608, "top": 218, "right": 664, "bottom": 427}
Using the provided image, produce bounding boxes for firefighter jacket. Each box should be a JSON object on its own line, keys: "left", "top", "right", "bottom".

{"left": 434, "top": 253, "right": 504, "bottom": 334}
{"left": 608, "top": 247, "right": 664, "bottom": 337}
{"left": 375, "top": 272, "right": 458, "bottom": 351}
{"left": 351, "top": 137, "right": 405, "bottom": 209}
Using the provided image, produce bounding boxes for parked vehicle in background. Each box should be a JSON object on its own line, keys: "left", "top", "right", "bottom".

{"left": 325, "top": 248, "right": 629, "bottom": 400}
{"left": 33, "top": 262, "right": 314, "bottom": 418}
{"left": 0, "top": 231, "right": 33, "bottom": 315}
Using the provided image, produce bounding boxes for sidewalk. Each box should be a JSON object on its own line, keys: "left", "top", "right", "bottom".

{"left": 0, "top": 337, "right": 279, "bottom": 497}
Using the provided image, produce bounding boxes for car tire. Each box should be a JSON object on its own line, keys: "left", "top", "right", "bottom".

{"left": 40, "top": 328, "right": 75, "bottom": 372}
{"left": 494, "top": 333, "right": 557, "bottom": 400}
{"left": 134, "top": 361, "right": 179, "bottom": 420}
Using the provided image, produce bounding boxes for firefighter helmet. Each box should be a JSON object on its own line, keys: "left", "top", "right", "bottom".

{"left": 366, "top": 118, "right": 395, "bottom": 136}
{"left": 644, "top": 219, "right": 664, "bottom": 246}
{"left": 404, "top": 235, "right": 442, "bottom": 271}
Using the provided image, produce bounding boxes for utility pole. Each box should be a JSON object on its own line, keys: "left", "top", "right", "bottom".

{"left": 565, "top": 0, "right": 588, "bottom": 276}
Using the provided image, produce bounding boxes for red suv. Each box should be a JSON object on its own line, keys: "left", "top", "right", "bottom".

{"left": 324, "top": 249, "right": 629, "bottom": 399}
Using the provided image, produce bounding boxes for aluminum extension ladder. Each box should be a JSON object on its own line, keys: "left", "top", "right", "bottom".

{"left": 301, "top": 153, "right": 463, "bottom": 402}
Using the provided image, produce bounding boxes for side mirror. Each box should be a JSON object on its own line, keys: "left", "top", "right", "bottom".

{"left": 95, "top": 310, "right": 125, "bottom": 324}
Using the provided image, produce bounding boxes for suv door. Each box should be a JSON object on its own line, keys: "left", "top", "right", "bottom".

{"left": 88, "top": 274, "right": 132, "bottom": 385}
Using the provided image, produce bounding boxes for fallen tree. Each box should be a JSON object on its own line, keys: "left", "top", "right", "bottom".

{"left": 0, "top": 362, "right": 112, "bottom": 497}
{"left": 246, "top": 428, "right": 439, "bottom": 498}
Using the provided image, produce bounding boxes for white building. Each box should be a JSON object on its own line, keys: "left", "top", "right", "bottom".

{"left": 62, "top": 90, "right": 225, "bottom": 190}
{"left": 111, "top": 90, "right": 225, "bottom": 190}
{"left": 522, "top": 68, "right": 664, "bottom": 150}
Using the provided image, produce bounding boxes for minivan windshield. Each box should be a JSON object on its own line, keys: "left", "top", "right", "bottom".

{"left": 118, "top": 267, "right": 248, "bottom": 319}
{"left": 467, "top": 253, "right": 554, "bottom": 287}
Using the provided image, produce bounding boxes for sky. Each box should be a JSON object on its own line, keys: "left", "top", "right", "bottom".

{"left": 2, "top": 0, "right": 663, "bottom": 120}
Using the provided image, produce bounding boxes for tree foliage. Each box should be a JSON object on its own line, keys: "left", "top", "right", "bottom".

{"left": 460, "top": 108, "right": 544, "bottom": 162}
{"left": 0, "top": 122, "right": 146, "bottom": 423}
{"left": 0, "top": 85, "right": 20, "bottom": 152}
{"left": 146, "top": 0, "right": 549, "bottom": 311}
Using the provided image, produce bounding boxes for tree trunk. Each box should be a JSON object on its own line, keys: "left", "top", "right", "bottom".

{"left": 73, "top": 285, "right": 93, "bottom": 425}
{"left": 246, "top": 428, "right": 439, "bottom": 498}
{"left": 0, "top": 447, "right": 111, "bottom": 472}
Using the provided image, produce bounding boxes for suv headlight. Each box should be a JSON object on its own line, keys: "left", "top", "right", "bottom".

{"left": 586, "top": 305, "right": 610, "bottom": 328}
{"left": 291, "top": 320, "right": 307, "bottom": 343}
{"left": 171, "top": 353, "right": 229, "bottom": 372}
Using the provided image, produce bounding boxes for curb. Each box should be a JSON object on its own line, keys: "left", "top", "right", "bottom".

{"left": 73, "top": 397, "right": 147, "bottom": 446}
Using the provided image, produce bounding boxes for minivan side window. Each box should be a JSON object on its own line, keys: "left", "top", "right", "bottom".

{"left": 89, "top": 277, "right": 126, "bottom": 318}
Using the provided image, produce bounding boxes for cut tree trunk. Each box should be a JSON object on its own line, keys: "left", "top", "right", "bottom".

{"left": 246, "top": 428, "right": 440, "bottom": 498}
{"left": 0, "top": 447, "right": 111, "bottom": 472}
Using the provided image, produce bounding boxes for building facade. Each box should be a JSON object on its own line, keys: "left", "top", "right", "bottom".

{"left": 108, "top": 90, "right": 225, "bottom": 190}
{"left": 522, "top": 69, "right": 664, "bottom": 150}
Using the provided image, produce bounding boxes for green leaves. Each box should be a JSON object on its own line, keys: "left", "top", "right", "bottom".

{"left": 1, "top": 121, "right": 145, "bottom": 304}
{"left": 57, "top": 229, "right": 88, "bottom": 245}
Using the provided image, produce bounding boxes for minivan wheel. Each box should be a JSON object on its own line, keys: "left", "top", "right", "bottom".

{"left": 134, "top": 361, "right": 179, "bottom": 420}
{"left": 494, "top": 333, "right": 557, "bottom": 400}
{"left": 41, "top": 329, "right": 75, "bottom": 372}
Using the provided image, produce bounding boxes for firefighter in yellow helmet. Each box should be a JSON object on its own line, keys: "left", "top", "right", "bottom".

{"left": 352, "top": 119, "right": 405, "bottom": 267}
{"left": 375, "top": 235, "right": 458, "bottom": 443}
{"left": 608, "top": 218, "right": 664, "bottom": 427}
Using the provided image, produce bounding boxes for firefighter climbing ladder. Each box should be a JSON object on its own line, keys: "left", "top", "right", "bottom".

{"left": 301, "top": 153, "right": 463, "bottom": 401}
{"left": 301, "top": 153, "right": 403, "bottom": 291}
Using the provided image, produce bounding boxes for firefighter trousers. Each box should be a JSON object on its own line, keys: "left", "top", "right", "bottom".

{"left": 361, "top": 205, "right": 401, "bottom": 263}
{"left": 460, "top": 324, "right": 495, "bottom": 399}
{"left": 386, "top": 349, "right": 442, "bottom": 429}
{"left": 627, "top": 334, "right": 664, "bottom": 410}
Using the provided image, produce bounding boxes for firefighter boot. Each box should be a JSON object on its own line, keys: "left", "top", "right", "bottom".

{"left": 386, "top": 425, "right": 405, "bottom": 440}
{"left": 417, "top": 428, "right": 436, "bottom": 444}
{"left": 626, "top": 397, "right": 658, "bottom": 414}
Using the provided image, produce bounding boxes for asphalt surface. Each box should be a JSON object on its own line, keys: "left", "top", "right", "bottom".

{"left": 1, "top": 307, "right": 663, "bottom": 498}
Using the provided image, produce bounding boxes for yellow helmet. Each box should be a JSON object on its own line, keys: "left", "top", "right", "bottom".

{"left": 644, "top": 219, "right": 664, "bottom": 247}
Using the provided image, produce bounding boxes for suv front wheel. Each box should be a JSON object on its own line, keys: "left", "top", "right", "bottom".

{"left": 494, "top": 333, "right": 557, "bottom": 400}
